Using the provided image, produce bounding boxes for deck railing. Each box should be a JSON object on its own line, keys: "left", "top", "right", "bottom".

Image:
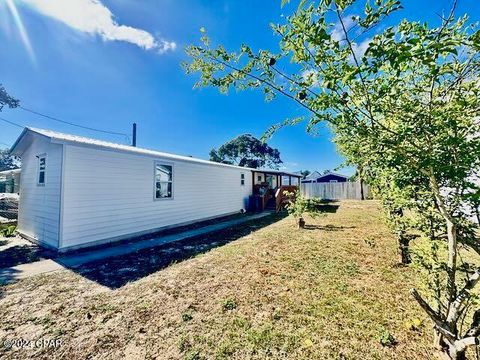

{"left": 251, "top": 185, "right": 274, "bottom": 211}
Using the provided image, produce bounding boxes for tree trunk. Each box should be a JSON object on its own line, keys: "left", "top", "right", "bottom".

{"left": 358, "top": 166, "right": 365, "bottom": 200}
{"left": 449, "top": 349, "right": 466, "bottom": 360}
{"left": 429, "top": 174, "right": 458, "bottom": 307}
{"left": 445, "top": 219, "right": 458, "bottom": 306}
{"left": 360, "top": 178, "right": 365, "bottom": 200}
{"left": 433, "top": 330, "right": 444, "bottom": 350}
{"left": 398, "top": 231, "right": 411, "bottom": 264}
{"left": 475, "top": 204, "right": 480, "bottom": 225}
{"left": 298, "top": 217, "right": 305, "bottom": 229}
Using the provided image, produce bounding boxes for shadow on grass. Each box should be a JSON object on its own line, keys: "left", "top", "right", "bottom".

{"left": 0, "top": 267, "right": 21, "bottom": 298}
{"left": 303, "top": 224, "right": 356, "bottom": 231}
{"left": 0, "top": 245, "right": 56, "bottom": 268}
{"left": 313, "top": 200, "right": 340, "bottom": 214}
{"left": 74, "top": 212, "right": 287, "bottom": 289}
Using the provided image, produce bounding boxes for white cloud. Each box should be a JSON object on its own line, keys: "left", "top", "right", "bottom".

{"left": 331, "top": 15, "right": 356, "bottom": 42}
{"left": 352, "top": 37, "right": 372, "bottom": 59}
{"left": 301, "top": 69, "right": 319, "bottom": 87}
{"left": 20, "top": 0, "right": 176, "bottom": 54}
{"left": 330, "top": 14, "right": 371, "bottom": 59}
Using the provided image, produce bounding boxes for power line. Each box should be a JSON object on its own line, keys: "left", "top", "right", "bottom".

{"left": 1, "top": 113, "right": 132, "bottom": 146}
{"left": 19, "top": 106, "right": 131, "bottom": 142}
{"left": 0, "top": 116, "right": 24, "bottom": 129}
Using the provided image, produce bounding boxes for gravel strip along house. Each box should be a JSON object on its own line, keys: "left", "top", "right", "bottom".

{"left": 10, "top": 128, "right": 300, "bottom": 251}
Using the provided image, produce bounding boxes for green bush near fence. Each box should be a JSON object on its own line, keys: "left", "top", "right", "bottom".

{"left": 0, "top": 224, "right": 16, "bottom": 237}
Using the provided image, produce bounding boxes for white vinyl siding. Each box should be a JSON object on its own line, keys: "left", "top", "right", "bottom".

{"left": 17, "top": 137, "right": 62, "bottom": 248}
{"left": 60, "top": 144, "right": 252, "bottom": 250}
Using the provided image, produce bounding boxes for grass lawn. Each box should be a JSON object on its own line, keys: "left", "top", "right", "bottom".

{"left": 0, "top": 201, "right": 437, "bottom": 359}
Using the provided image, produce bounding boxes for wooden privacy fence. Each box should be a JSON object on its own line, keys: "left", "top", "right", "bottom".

{"left": 300, "top": 181, "right": 370, "bottom": 200}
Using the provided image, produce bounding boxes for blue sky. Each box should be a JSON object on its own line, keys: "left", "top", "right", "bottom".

{"left": 1, "top": 0, "right": 479, "bottom": 175}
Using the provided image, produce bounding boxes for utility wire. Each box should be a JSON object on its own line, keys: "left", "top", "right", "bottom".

{"left": 0, "top": 116, "right": 24, "bottom": 129}
{"left": 1, "top": 112, "right": 131, "bottom": 145}
{"left": 19, "top": 106, "right": 131, "bottom": 143}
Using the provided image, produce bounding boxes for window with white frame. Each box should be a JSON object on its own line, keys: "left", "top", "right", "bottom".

{"left": 37, "top": 155, "right": 46, "bottom": 185}
{"left": 154, "top": 162, "right": 173, "bottom": 199}
{"left": 241, "top": 173, "right": 245, "bottom": 186}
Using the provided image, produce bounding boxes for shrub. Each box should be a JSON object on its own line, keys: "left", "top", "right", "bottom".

{"left": 378, "top": 328, "right": 396, "bottom": 347}
{"left": 182, "top": 312, "right": 193, "bottom": 322}
{"left": 0, "top": 225, "right": 16, "bottom": 237}
{"left": 283, "top": 191, "right": 322, "bottom": 228}
{"left": 221, "top": 298, "right": 237, "bottom": 311}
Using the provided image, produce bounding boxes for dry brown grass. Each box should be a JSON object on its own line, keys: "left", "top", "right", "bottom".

{"left": 0, "top": 201, "right": 437, "bottom": 359}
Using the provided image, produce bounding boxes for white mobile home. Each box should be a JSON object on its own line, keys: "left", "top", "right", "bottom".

{"left": 10, "top": 128, "right": 300, "bottom": 251}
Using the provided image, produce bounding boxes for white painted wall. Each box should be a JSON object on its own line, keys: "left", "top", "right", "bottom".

{"left": 60, "top": 144, "right": 252, "bottom": 250}
{"left": 17, "top": 136, "right": 63, "bottom": 248}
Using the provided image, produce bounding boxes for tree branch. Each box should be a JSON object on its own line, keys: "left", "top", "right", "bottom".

{"left": 465, "top": 309, "right": 480, "bottom": 338}
{"left": 204, "top": 52, "right": 323, "bottom": 118}
{"left": 454, "top": 337, "right": 478, "bottom": 353}
{"left": 447, "top": 268, "right": 480, "bottom": 325}
{"left": 411, "top": 288, "right": 456, "bottom": 341}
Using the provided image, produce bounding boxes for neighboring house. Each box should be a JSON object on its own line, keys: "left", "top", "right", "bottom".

{"left": 0, "top": 168, "right": 21, "bottom": 193}
{"left": 301, "top": 171, "right": 349, "bottom": 183}
{"left": 302, "top": 171, "right": 322, "bottom": 183}
{"left": 10, "top": 128, "right": 300, "bottom": 251}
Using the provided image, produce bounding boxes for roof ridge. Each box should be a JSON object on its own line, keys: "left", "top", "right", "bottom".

{"left": 19, "top": 127, "right": 299, "bottom": 176}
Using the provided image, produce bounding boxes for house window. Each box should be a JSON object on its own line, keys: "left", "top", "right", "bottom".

{"left": 257, "top": 175, "right": 262, "bottom": 182}
{"left": 37, "top": 155, "right": 46, "bottom": 185}
{"left": 241, "top": 173, "right": 245, "bottom": 186}
{"left": 154, "top": 162, "right": 173, "bottom": 199}
{"left": 330, "top": 180, "right": 338, "bottom": 183}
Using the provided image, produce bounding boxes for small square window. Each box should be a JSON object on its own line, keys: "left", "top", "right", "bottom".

{"left": 241, "top": 173, "right": 245, "bottom": 186}
{"left": 257, "top": 175, "right": 262, "bottom": 181}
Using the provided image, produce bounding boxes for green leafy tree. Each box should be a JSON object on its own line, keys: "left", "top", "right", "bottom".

{"left": 283, "top": 190, "right": 322, "bottom": 228}
{"left": 0, "top": 84, "right": 19, "bottom": 111}
{"left": 0, "top": 85, "right": 20, "bottom": 171}
{"left": 209, "top": 134, "right": 282, "bottom": 169}
{"left": 0, "top": 149, "right": 20, "bottom": 171}
{"left": 185, "top": 0, "right": 480, "bottom": 357}
{"left": 299, "top": 169, "right": 311, "bottom": 179}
